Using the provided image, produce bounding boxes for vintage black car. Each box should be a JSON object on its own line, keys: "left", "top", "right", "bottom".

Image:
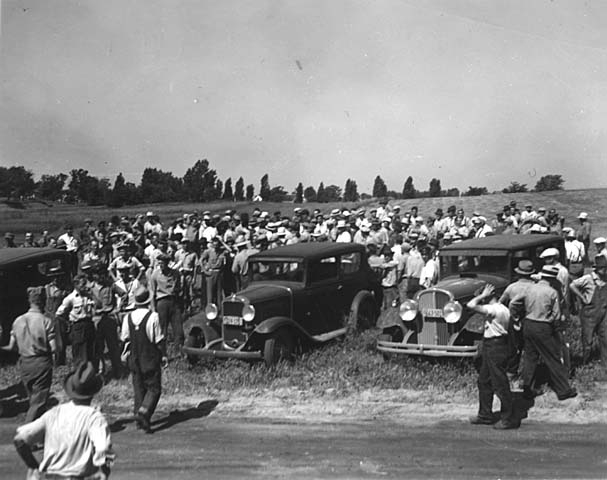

{"left": 377, "top": 235, "right": 566, "bottom": 358}
{"left": 0, "top": 248, "right": 74, "bottom": 346}
{"left": 182, "top": 242, "right": 382, "bottom": 365}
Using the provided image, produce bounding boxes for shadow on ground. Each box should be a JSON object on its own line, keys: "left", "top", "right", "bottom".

{"left": 109, "top": 399, "right": 219, "bottom": 434}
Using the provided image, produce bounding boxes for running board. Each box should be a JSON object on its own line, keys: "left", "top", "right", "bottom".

{"left": 310, "top": 328, "right": 348, "bottom": 343}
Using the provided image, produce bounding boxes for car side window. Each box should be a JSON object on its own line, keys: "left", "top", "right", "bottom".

{"left": 308, "top": 257, "right": 338, "bottom": 284}
{"left": 340, "top": 252, "right": 361, "bottom": 275}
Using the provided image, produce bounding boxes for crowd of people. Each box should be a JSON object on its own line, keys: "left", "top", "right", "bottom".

{"left": 2, "top": 199, "right": 607, "bottom": 475}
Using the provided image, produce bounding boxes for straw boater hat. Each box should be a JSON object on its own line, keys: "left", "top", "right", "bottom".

{"left": 64, "top": 362, "right": 103, "bottom": 401}
{"left": 134, "top": 287, "right": 151, "bottom": 307}
{"left": 514, "top": 259, "right": 535, "bottom": 276}
{"left": 539, "top": 265, "right": 560, "bottom": 279}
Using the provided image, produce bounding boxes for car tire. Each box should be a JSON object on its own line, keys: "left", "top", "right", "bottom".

{"left": 348, "top": 292, "right": 377, "bottom": 331}
{"left": 184, "top": 328, "right": 205, "bottom": 366}
{"left": 263, "top": 328, "right": 295, "bottom": 366}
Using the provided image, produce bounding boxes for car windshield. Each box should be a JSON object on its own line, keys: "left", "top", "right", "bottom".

{"left": 440, "top": 254, "right": 509, "bottom": 278}
{"left": 249, "top": 260, "right": 304, "bottom": 283}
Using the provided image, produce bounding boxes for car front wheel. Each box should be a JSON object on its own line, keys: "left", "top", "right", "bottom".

{"left": 348, "top": 292, "right": 377, "bottom": 331}
{"left": 263, "top": 328, "right": 295, "bottom": 366}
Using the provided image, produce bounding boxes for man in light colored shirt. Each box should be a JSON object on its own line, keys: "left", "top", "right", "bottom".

{"left": 56, "top": 274, "right": 96, "bottom": 367}
{"left": 563, "top": 228, "right": 585, "bottom": 278}
{"left": 467, "top": 283, "right": 518, "bottom": 429}
{"left": 1, "top": 287, "right": 56, "bottom": 422}
{"left": 13, "top": 362, "right": 114, "bottom": 479}
{"left": 121, "top": 287, "right": 167, "bottom": 433}
{"left": 150, "top": 254, "right": 184, "bottom": 347}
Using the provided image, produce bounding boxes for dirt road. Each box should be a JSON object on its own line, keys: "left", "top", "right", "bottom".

{"left": 1, "top": 400, "right": 606, "bottom": 479}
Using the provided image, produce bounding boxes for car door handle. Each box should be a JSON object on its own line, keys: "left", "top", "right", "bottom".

{"left": 337, "top": 285, "right": 343, "bottom": 291}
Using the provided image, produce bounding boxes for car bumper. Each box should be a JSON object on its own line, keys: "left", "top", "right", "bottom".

{"left": 376, "top": 340, "right": 478, "bottom": 358}
{"left": 182, "top": 341, "right": 263, "bottom": 360}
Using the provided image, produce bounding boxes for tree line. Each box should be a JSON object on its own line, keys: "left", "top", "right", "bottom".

{"left": 0, "top": 162, "right": 565, "bottom": 207}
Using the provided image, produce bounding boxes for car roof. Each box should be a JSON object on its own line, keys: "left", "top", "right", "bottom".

{"left": 0, "top": 248, "right": 71, "bottom": 269}
{"left": 440, "top": 235, "right": 564, "bottom": 255}
{"left": 250, "top": 242, "right": 365, "bottom": 262}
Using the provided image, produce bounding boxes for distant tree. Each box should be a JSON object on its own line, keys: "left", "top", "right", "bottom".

{"left": 37, "top": 173, "right": 67, "bottom": 201}
{"left": 107, "top": 172, "right": 128, "bottom": 207}
{"left": 429, "top": 178, "right": 442, "bottom": 197}
{"left": 234, "top": 177, "right": 245, "bottom": 201}
{"left": 444, "top": 187, "right": 460, "bottom": 197}
{"left": 463, "top": 186, "right": 489, "bottom": 197}
{"left": 324, "top": 185, "right": 342, "bottom": 202}
{"left": 66, "top": 169, "right": 110, "bottom": 205}
{"left": 215, "top": 179, "right": 223, "bottom": 199}
{"left": 183, "top": 159, "right": 218, "bottom": 202}
{"left": 260, "top": 174, "right": 271, "bottom": 201}
{"left": 304, "top": 186, "right": 317, "bottom": 202}
{"left": 316, "top": 182, "right": 327, "bottom": 203}
{"left": 534, "top": 174, "right": 564, "bottom": 192}
{"left": 402, "top": 176, "right": 416, "bottom": 199}
{"left": 124, "top": 182, "right": 141, "bottom": 205}
{"left": 502, "top": 181, "right": 528, "bottom": 193}
{"left": 372, "top": 176, "right": 388, "bottom": 198}
{"left": 343, "top": 179, "right": 359, "bottom": 202}
{"left": 294, "top": 183, "right": 304, "bottom": 203}
{"left": 139, "top": 167, "right": 183, "bottom": 203}
{"left": 360, "top": 192, "right": 372, "bottom": 200}
{"left": 246, "top": 184, "right": 255, "bottom": 201}
{"left": 0, "top": 166, "right": 35, "bottom": 199}
{"left": 222, "top": 178, "right": 233, "bottom": 200}
{"left": 268, "top": 186, "right": 288, "bottom": 202}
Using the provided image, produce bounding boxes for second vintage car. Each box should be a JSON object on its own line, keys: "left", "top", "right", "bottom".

{"left": 182, "top": 242, "right": 382, "bottom": 365}
{"left": 376, "top": 234, "right": 566, "bottom": 358}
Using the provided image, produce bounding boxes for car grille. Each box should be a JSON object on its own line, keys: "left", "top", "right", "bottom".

{"left": 222, "top": 299, "right": 246, "bottom": 348}
{"left": 223, "top": 301, "right": 243, "bottom": 317}
{"left": 417, "top": 290, "right": 451, "bottom": 345}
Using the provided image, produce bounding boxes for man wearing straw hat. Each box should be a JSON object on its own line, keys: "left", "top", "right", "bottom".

{"left": 121, "top": 287, "right": 167, "bottom": 433}
{"left": 13, "top": 362, "right": 114, "bottom": 479}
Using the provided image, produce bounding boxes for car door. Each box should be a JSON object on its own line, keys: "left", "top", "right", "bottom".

{"left": 300, "top": 256, "right": 341, "bottom": 335}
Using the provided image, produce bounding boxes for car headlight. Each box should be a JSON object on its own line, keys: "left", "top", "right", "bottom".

{"left": 205, "top": 303, "right": 218, "bottom": 320}
{"left": 399, "top": 299, "right": 418, "bottom": 322}
{"left": 443, "top": 301, "right": 462, "bottom": 324}
{"left": 242, "top": 304, "right": 256, "bottom": 322}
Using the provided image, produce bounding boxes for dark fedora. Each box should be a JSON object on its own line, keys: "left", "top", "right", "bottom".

{"left": 514, "top": 259, "right": 535, "bottom": 276}
{"left": 134, "top": 287, "right": 151, "bottom": 307}
{"left": 64, "top": 362, "right": 103, "bottom": 401}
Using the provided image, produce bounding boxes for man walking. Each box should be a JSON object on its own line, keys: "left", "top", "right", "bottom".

{"left": 1, "top": 287, "right": 56, "bottom": 422}
{"left": 467, "top": 284, "right": 518, "bottom": 429}
{"left": 13, "top": 362, "right": 114, "bottom": 479}
{"left": 121, "top": 287, "right": 167, "bottom": 433}
{"left": 510, "top": 266, "right": 577, "bottom": 401}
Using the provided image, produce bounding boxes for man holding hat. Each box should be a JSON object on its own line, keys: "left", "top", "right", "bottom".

{"left": 121, "top": 287, "right": 167, "bottom": 433}
{"left": 1, "top": 287, "right": 56, "bottom": 422}
{"left": 570, "top": 255, "right": 607, "bottom": 373}
{"left": 13, "top": 362, "right": 114, "bottom": 479}
{"left": 510, "top": 266, "right": 577, "bottom": 401}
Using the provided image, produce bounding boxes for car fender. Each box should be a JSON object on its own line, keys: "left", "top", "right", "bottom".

{"left": 377, "top": 305, "right": 403, "bottom": 330}
{"left": 463, "top": 312, "right": 485, "bottom": 335}
{"left": 253, "top": 316, "right": 310, "bottom": 339}
{"left": 183, "top": 312, "right": 220, "bottom": 343}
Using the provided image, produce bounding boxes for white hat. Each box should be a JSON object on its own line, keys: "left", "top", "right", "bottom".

{"left": 471, "top": 217, "right": 481, "bottom": 224}
{"left": 415, "top": 216, "right": 424, "bottom": 223}
{"left": 578, "top": 212, "right": 589, "bottom": 220}
{"left": 260, "top": 211, "right": 269, "bottom": 218}
{"left": 146, "top": 211, "right": 154, "bottom": 216}
{"left": 594, "top": 237, "right": 606, "bottom": 244}
{"left": 337, "top": 219, "right": 347, "bottom": 228}
{"left": 331, "top": 208, "right": 340, "bottom": 216}
{"left": 539, "top": 247, "right": 560, "bottom": 258}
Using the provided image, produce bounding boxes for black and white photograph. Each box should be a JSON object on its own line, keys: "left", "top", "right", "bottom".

{"left": 0, "top": 1, "right": 606, "bottom": 478}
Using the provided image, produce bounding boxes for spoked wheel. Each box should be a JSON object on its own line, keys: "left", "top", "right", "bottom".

{"left": 348, "top": 294, "right": 378, "bottom": 332}
{"left": 184, "top": 328, "right": 205, "bottom": 366}
{"left": 263, "top": 328, "right": 295, "bottom": 366}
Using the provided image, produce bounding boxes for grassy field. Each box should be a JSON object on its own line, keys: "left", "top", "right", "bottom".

{"left": 2, "top": 188, "right": 606, "bottom": 246}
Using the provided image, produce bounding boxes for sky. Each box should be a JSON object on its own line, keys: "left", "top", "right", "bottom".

{"left": 1, "top": 0, "right": 607, "bottom": 194}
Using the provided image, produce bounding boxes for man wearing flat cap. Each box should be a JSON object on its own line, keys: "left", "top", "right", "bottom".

{"left": 13, "top": 362, "right": 114, "bottom": 479}
{"left": 593, "top": 237, "right": 607, "bottom": 260}
{"left": 1, "top": 287, "right": 56, "bottom": 422}
{"left": 570, "top": 255, "right": 607, "bottom": 375}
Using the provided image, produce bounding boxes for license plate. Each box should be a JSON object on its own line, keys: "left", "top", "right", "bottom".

{"left": 223, "top": 315, "right": 243, "bottom": 326}
{"left": 423, "top": 308, "right": 443, "bottom": 318}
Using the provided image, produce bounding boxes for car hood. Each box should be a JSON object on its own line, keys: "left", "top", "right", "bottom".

{"left": 236, "top": 282, "right": 301, "bottom": 304}
{"left": 436, "top": 274, "right": 509, "bottom": 299}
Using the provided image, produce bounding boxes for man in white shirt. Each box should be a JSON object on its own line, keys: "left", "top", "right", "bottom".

{"left": 467, "top": 284, "right": 519, "bottom": 430}
{"left": 13, "top": 362, "right": 114, "bottom": 479}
